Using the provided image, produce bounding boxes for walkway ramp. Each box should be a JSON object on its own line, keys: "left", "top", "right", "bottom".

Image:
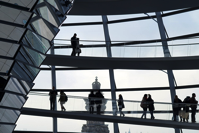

{"left": 42, "top": 55, "right": 199, "bottom": 70}
{"left": 21, "top": 107, "right": 199, "bottom": 130}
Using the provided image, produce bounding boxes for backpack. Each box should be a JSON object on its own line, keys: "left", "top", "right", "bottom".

{"left": 64, "top": 94, "right": 68, "bottom": 102}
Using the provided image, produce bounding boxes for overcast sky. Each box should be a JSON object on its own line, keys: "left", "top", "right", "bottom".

{"left": 15, "top": 9, "right": 199, "bottom": 133}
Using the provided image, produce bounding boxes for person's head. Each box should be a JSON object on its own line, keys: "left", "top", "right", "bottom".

{"left": 148, "top": 94, "right": 151, "bottom": 99}
{"left": 175, "top": 95, "right": 178, "bottom": 99}
{"left": 97, "top": 90, "right": 101, "bottom": 93}
{"left": 192, "top": 93, "right": 196, "bottom": 98}
{"left": 60, "top": 90, "right": 64, "bottom": 94}
{"left": 90, "top": 90, "right": 94, "bottom": 94}
{"left": 144, "top": 94, "right": 147, "bottom": 98}
{"left": 74, "top": 33, "right": 77, "bottom": 37}
{"left": 119, "top": 94, "right": 122, "bottom": 98}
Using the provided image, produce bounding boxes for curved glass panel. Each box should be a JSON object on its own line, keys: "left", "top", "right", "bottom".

{"left": 22, "top": 30, "right": 51, "bottom": 54}
{"left": 0, "top": 109, "right": 20, "bottom": 123}
{"left": 0, "top": 92, "right": 25, "bottom": 109}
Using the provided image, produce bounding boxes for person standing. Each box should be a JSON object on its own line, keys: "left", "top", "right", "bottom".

{"left": 75, "top": 38, "right": 81, "bottom": 56}
{"left": 173, "top": 95, "right": 182, "bottom": 121}
{"left": 190, "top": 93, "right": 198, "bottom": 123}
{"left": 140, "top": 94, "right": 147, "bottom": 119}
{"left": 58, "top": 90, "right": 67, "bottom": 111}
{"left": 71, "top": 33, "right": 77, "bottom": 56}
{"left": 147, "top": 94, "right": 155, "bottom": 119}
{"left": 49, "top": 86, "right": 57, "bottom": 110}
{"left": 118, "top": 94, "right": 125, "bottom": 117}
{"left": 88, "top": 90, "right": 95, "bottom": 114}
{"left": 95, "top": 90, "right": 104, "bottom": 115}
{"left": 182, "top": 96, "right": 190, "bottom": 122}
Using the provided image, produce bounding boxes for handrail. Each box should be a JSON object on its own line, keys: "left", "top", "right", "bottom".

{"left": 28, "top": 92, "right": 199, "bottom": 106}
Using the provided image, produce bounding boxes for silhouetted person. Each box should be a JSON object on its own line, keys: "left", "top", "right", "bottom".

{"left": 58, "top": 90, "right": 67, "bottom": 111}
{"left": 71, "top": 33, "right": 77, "bottom": 56}
{"left": 181, "top": 96, "right": 190, "bottom": 122}
{"left": 49, "top": 86, "right": 57, "bottom": 110}
{"left": 75, "top": 38, "right": 81, "bottom": 56}
{"left": 95, "top": 90, "right": 104, "bottom": 115}
{"left": 190, "top": 93, "right": 198, "bottom": 123}
{"left": 173, "top": 95, "right": 182, "bottom": 121}
{"left": 88, "top": 90, "right": 95, "bottom": 114}
{"left": 140, "top": 94, "right": 147, "bottom": 119}
{"left": 118, "top": 94, "right": 125, "bottom": 117}
{"left": 147, "top": 94, "right": 155, "bottom": 119}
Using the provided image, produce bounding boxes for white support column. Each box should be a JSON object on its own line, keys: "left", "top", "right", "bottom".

{"left": 155, "top": 12, "right": 180, "bottom": 133}
{"left": 51, "top": 43, "right": 57, "bottom": 133}
{"left": 102, "top": 15, "right": 119, "bottom": 133}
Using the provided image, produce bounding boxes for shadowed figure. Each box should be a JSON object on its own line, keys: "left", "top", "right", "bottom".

{"left": 71, "top": 33, "right": 77, "bottom": 56}
{"left": 118, "top": 94, "right": 125, "bottom": 117}
{"left": 190, "top": 93, "right": 198, "bottom": 123}
{"left": 49, "top": 86, "right": 57, "bottom": 110}
{"left": 147, "top": 94, "right": 155, "bottom": 119}
{"left": 58, "top": 90, "right": 67, "bottom": 111}
{"left": 173, "top": 95, "right": 182, "bottom": 121}
{"left": 140, "top": 94, "right": 147, "bottom": 119}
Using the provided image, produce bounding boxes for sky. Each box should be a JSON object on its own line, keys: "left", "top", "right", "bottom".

{"left": 15, "top": 9, "right": 199, "bottom": 133}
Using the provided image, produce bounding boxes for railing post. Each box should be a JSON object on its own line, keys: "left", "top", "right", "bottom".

{"left": 155, "top": 12, "right": 180, "bottom": 133}
{"left": 51, "top": 42, "right": 57, "bottom": 133}
{"left": 102, "top": 15, "right": 119, "bottom": 133}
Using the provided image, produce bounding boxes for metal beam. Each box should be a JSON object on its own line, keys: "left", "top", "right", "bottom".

{"left": 21, "top": 108, "right": 199, "bottom": 130}
{"left": 156, "top": 11, "right": 180, "bottom": 133}
{"left": 61, "top": 6, "right": 199, "bottom": 27}
{"left": 30, "top": 84, "right": 199, "bottom": 92}
{"left": 102, "top": 15, "right": 119, "bottom": 133}
{"left": 0, "top": 1, "right": 30, "bottom": 11}
{"left": 51, "top": 44, "right": 57, "bottom": 133}
{"left": 42, "top": 55, "right": 199, "bottom": 70}
{"left": 0, "top": 20, "right": 24, "bottom": 28}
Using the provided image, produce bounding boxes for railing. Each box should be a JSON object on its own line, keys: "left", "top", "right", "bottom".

{"left": 24, "top": 92, "right": 199, "bottom": 123}
{"left": 52, "top": 37, "right": 199, "bottom": 58}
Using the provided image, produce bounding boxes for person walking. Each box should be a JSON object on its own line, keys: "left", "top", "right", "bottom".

{"left": 118, "top": 94, "right": 125, "bottom": 117}
{"left": 95, "top": 90, "right": 104, "bottom": 115}
{"left": 49, "top": 86, "right": 57, "bottom": 110}
{"left": 58, "top": 90, "right": 67, "bottom": 111}
{"left": 71, "top": 33, "right": 77, "bottom": 56}
{"left": 147, "top": 94, "right": 155, "bottom": 119}
{"left": 173, "top": 95, "right": 182, "bottom": 121}
{"left": 88, "top": 90, "right": 95, "bottom": 114}
{"left": 140, "top": 94, "right": 147, "bottom": 119}
{"left": 190, "top": 93, "right": 198, "bottom": 123}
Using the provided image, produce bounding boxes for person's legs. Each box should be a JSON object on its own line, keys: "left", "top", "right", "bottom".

{"left": 143, "top": 108, "right": 147, "bottom": 119}
{"left": 121, "top": 108, "right": 125, "bottom": 117}
{"left": 141, "top": 108, "right": 147, "bottom": 119}
{"left": 71, "top": 48, "right": 76, "bottom": 56}
{"left": 119, "top": 108, "right": 122, "bottom": 116}
{"left": 173, "top": 110, "right": 179, "bottom": 121}
{"left": 60, "top": 102, "right": 65, "bottom": 111}
{"left": 60, "top": 102, "right": 63, "bottom": 111}
{"left": 52, "top": 99, "right": 56, "bottom": 110}
{"left": 191, "top": 108, "right": 196, "bottom": 122}
{"left": 150, "top": 111, "right": 154, "bottom": 119}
